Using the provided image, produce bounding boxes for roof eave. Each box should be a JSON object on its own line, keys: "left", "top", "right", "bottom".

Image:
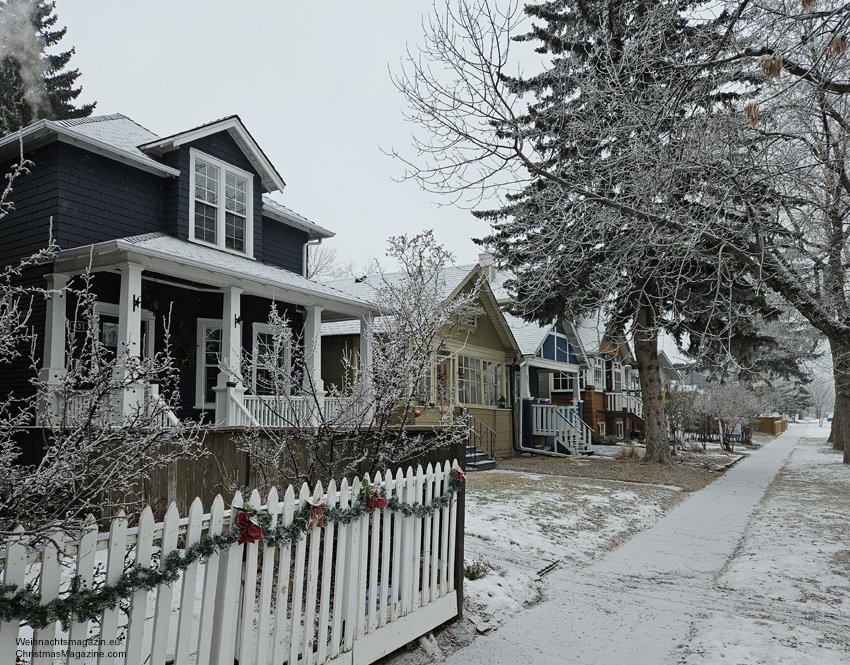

{"left": 138, "top": 116, "right": 286, "bottom": 193}
{"left": 262, "top": 203, "right": 335, "bottom": 240}
{"left": 0, "top": 121, "right": 180, "bottom": 178}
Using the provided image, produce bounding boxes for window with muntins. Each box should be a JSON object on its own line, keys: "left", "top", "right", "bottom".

{"left": 197, "top": 323, "right": 222, "bottom": 408}
{"left": 458, "top": 355, "right": 502, "bottom": 406}
{"left": 191, "top": 149, "right": 253, "bottom": 256}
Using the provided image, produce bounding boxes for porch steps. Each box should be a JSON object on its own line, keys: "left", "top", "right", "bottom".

{"left": 465, "top": 445, "right": 496, "bottom": 471}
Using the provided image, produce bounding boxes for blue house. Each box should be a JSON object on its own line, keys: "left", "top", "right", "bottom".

{"left": 0, "top": 114, "right": 373, "bottom": 427}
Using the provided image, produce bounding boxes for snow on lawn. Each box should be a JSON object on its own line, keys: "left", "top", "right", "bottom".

{"left": 676, "top": 429, "right": 850, "bottom": 664}
{"left": 462, "top": 469, "right": 684, "bottom": 633}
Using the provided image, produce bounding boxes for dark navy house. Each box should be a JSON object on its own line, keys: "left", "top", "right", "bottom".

{"left": 0, "top": 114, "right": 373, "bottom": 426}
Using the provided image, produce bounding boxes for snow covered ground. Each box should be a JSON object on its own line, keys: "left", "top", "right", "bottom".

{"left": 675, "top": 427, "right": 849, "bottom": 663}
{"left": 383, "top": 422, "right": 849, "bottom": 665}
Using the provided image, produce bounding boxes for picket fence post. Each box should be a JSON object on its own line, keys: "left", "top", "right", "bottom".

{"left": 125, "top": 507, "right": 155, "bottom": 665}
{"left": 67, "top": 515, "right": 97, "bottom": 665}
{"left": 254, "top": 485, "right": 279, "bottom": 665}
{"left": 32, "top": 529, "right": 62, "bottom": 665}
{"left": 97, "top": 511, "right": 127, "bottom": 665}
{"left": 211, "top": 491, "right": 243, "bottom": 665}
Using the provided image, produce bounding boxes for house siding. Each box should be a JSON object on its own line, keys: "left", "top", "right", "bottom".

{"left": 262, "top": 215, "right": 308, "bottom": 274}
{"left": 0, "top": 142, "right": 59, "bottom": 265}
{"left": 54, "top": 143, "right": 168, "bottom": 249}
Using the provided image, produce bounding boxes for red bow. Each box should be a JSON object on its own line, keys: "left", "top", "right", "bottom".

{"left": 237, "top": 511, "right": 262, "bottom": 545}
{"left": 365, "top": 485, "right": 387, "bottom": 509}
{"left": 307, "top": 498, "right": 325, "bottom": 529}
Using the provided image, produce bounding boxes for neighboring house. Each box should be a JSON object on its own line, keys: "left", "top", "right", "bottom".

{"left": 574, "top": 315, "right": 645, "bottom": 439}
{"left": 0, "top": 114, "right": 374, "bottom": 427}
{"left": 658, "top": 350, "right": 684, "bottom": 398}
{"left": 480, "top": 253, "right": 644, "bottom": 444}
{"left": 321, "top": 265, "right": 521, "bottom": 458}
{"left": 503, "top": 313, "right": 594, "bottom": 454}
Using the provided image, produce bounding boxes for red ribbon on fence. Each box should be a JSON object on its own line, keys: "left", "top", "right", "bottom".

{"left": 307, "top": 498, "right": 325, "bottom": 529}
{"left": 237, "top": 511, "right": 262, "bottom": 545}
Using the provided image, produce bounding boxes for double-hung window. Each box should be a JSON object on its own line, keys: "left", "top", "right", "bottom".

{"left": 190, "top": 149, "right": 253, "bottom": 256}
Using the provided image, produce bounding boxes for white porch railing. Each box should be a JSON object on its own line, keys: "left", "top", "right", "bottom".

{"left": 531, "top": 403, "right": 592, "bottom": 453}
{"left": 2, "top": 463, "right": 461, "bottom": 665}
{"left": 240, "top": 394, "right": 315, "bottom": 428}
{"left": 624, "top": 393, "right": 643, "bottom": 418}
{"left": 606, "top": 392, "right": 624, "bottom": 412}
{"left": 39, "top": 384, "right": 179, "bottom": 428}
{"left": 235, "top": 395, "right": 371, "bottom": 428}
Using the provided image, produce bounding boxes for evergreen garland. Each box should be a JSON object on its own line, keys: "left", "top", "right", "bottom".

{"left": 0, "top": 474, "right": 464, "bottom": 630}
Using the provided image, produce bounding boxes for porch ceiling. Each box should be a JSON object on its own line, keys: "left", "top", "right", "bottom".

{"left": 53, "top": 234, "right": 376, "bottom": 321}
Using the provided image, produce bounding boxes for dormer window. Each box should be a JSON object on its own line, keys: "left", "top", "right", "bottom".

{"left": 190, "top": 149, "right": 253, "bottom": 257}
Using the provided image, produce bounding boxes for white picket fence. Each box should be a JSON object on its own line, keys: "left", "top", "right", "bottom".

{"left": 1, "top": 462, "right": 461, "bottom": 665}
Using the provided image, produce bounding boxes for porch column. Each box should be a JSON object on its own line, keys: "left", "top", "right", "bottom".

{"left": 117, "top": 262, "right": 144, "bottom": 417}
{"left": 519, "top": 361, "right": 531, "bottom": 400}
{"left": 358, "top": 315, "right": 373, "bottom": 392}
{"left": 39, "top": 273, "right": 69, "bottom": 383}
{"left": 214, "top": 286, "right": 244, "bottom": 426}
{"left": 302, "top": 305, "right": 325, "bottom": 424}
{"left": 37, "top": 273, "right": 69, "bottom": 424}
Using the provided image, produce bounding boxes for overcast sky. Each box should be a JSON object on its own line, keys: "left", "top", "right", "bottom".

{"left": 58, "top": 1, "right": 489, "bottom": 268}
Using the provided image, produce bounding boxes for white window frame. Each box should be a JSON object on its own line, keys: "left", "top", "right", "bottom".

{"left": 189, "top": 148, "right": 254, "bottom": 258}
{"left": 94, "top": 302, "right": 155, "bottom": 359}
{"left": 616, "top": 421, "right": 624, "bottom": 438}
{"left": 196, "top": 318, "right": 223, "bottom": 409}
{"left": 252, "top": 322, "right": 293, "bottom": 395}
{"left": 598, "top": 422, "right": 606, "bottom": 435}
{"left": 593, "top": 357, "right": 603, "bottom": 388}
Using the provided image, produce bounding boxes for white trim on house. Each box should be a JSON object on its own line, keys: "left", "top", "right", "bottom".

{"left": 94, "top": 302, "right": 155, "bottom": 359}
{"left": 189, "top": 148, "right": 255, "bottom": 258}
{"left": 251, "top": 321, "right": 292, "bottom": 395}
{"left": 140, "top": 116, "right": 286, "bottom": 193}
{"left": 196, "top": 318, "right": 223, "bottom": 410}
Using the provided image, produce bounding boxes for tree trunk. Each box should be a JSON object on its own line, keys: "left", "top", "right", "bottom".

{"left": 829, "top": 340, "right": 850, "bottom": 462}
{"left": 633, "top": 300, "right": 672, "bottom": 465}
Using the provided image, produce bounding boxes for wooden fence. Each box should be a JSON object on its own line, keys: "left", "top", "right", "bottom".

{"left": 2, "top": 462, "right": 462, "bottom": 665}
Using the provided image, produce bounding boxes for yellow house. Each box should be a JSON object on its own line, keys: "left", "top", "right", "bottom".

{"left": 321, "top": 265, "right": 521, "bottom": 460}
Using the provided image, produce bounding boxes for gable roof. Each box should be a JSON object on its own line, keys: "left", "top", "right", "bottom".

{"left": 503, "top": 314, "right": 590, "bottom": 367}
{"left": 139, "top": 115, "right": 286, "bottom": 193}
{"left": 1, "top": 113, "right": 325, "bottom": 234}
{"left": 323, "top": 264, "right": 520, "bottom": 354}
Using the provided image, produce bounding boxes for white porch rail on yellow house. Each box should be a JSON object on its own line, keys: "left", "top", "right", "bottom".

{"left": 1, "top": 462, "right": 462, "bottom": 665}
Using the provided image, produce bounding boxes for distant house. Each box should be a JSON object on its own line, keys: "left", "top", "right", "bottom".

{"left": 573, "top": 315, "right": 645, "bottom": 439}
{"left": 322, "top": 264, "right": 521, "bottom": 459}
{"left": 0, "top": 114, "right": 373, "bottom": 427}
{"left": 503, "top": 314, "right": 593, "bottom": 453}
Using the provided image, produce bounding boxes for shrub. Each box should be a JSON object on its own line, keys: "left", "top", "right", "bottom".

{"left": 464, "top": 555, "right": 493, "bottom": 580}
{"left": 616, "top": 443, "right": 641, "bottom": 461}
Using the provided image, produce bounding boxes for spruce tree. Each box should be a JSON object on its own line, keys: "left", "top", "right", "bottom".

{"left": 0, "top": 0, "right": 94, "bottom": 134}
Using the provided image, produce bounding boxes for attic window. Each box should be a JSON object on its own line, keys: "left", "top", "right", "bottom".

{"left": 190, "top": 149, "right": 253, "bottom": 257}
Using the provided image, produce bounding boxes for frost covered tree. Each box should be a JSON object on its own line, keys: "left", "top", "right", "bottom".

{"left": 691, "top": 0, "right": 850, "bottom": 460}
{"left": 394, "top": 0, "right": 778, "bottom": 465}
{"left": 0, "top": 0, "right": 94, "bottom": 134}
{"left": 234, "top": 231, "right": 479, "bottom": 488}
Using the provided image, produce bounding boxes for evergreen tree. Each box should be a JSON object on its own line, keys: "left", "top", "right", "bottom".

{"left": 0, "top": 0, "right": 94, "bottom": 134}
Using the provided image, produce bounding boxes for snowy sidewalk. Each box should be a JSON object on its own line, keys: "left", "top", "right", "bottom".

{"left": 445, "top": 422, "right": 849, "bottom": 664}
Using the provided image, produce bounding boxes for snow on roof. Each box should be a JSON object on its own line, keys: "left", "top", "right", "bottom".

{"left": 325, "top": 263, "right": 479, "bottom": 304}
{"left": 2, "top": 114, "right": 332, "bottom": 238}
{"left": 61, "top": 232, "right": 371, "bottom": 313}
{"left": 56, "top": 114, "right": 159, "bottom": 154}
{"left": 502, "top": 313, "right": 553, "bottom": 356}
{"left": 262, "top": 196, "right": 334, "bottom": 239}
